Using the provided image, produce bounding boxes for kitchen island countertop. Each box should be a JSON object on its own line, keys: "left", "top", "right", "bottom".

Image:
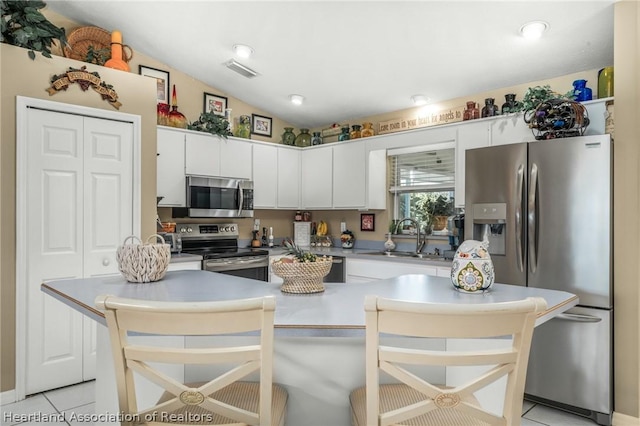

{"left": 43, "top": 270, "right": 577, "bottom": 336}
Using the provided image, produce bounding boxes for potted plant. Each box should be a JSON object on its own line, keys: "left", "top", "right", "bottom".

{"left": 187, "top": 111, "right": 233, "bottom": 138}
{"left": 424, "top": 194, "right": 454, "bottom": 232}
{"left": 1, "top": 0, "right": 67, "bottom": 60}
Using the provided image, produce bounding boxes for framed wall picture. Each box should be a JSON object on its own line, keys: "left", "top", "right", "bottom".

{"left": 361, "top": 213, "right": 375, "bottom": 231}
{"left": 203, "top": 92, "right": 228, "bottom": 116}
{"left": 138, "top": 65, "right": 170, "bottom": 104}
{"left": 251, "top": 113, "right": 272, "bottom": 137}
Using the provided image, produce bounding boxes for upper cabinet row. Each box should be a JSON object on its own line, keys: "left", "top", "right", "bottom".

{"left": 156, "top": 127, "right": 386, "bottom": 210}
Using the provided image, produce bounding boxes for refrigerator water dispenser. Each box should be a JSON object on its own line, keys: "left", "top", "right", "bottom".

{"left": 471, "top": 203, "right": 506, "bottom": 256}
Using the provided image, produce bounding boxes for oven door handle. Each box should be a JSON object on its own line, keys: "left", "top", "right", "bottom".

{"left": 237, "top": 182, "right": 244, "bottom": 217}
{"left": 205, "top": 256, "right": 268, "bottom": 271}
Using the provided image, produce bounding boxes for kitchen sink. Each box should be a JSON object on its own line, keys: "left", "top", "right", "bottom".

{"left": 361, "top": 251, "right": 448, "bottom": 261}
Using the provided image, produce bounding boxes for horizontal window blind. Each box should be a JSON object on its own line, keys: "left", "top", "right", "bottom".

{"left": 389, "top": 147, "right": 455, "bottom": 192}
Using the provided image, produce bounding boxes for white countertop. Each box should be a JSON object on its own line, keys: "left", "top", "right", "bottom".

{"left": 169, "top": 252, "right": 203, "bottom": 263}
{"left": 42, "top": 270, "right": 577, "bottom": 336}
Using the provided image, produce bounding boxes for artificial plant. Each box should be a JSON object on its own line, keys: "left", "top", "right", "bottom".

{"left": 187, "top": 111, "right": 233, "bottom": 138}
{"left": 1, "top": 0, "right": 67, "bottom": 60}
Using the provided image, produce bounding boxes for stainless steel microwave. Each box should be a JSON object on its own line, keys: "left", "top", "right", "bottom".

{"left": 184, "top": 175, "right": 254, "bottom": 218}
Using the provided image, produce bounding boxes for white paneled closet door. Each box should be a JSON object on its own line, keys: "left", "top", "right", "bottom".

{"left": 25, "top": 108, "right": 133, "bottom": 394}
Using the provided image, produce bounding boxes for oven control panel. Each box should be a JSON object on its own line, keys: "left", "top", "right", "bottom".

{"left": 177, "top": 223, "right": 238, "bottom": 237}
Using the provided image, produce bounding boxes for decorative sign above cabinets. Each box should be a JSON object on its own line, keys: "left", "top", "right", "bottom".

{"left": 47, "top": 66, "right": 122, "bottom": 109}
{"left": 378, "top": 105, "right": 465, "bottom": 135}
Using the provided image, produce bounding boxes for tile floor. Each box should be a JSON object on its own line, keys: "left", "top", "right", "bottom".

{"left": 1, "top": 380, "right": 601, "bottom": 425}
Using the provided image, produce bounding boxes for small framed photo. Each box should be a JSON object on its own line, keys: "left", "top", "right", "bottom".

{"left": 203, "top": 92, "right": 228, "bottom": 116}
{"left": 138, "top": 65, "right": 170, "bottom": 104}
{"left": 251, "top": 113, "right": 272, "bottom": 137}
{"left": 361, "top": 213, "right": 375, "bottom": 231}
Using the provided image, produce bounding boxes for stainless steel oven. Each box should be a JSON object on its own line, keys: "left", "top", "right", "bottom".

{"left": 178, "top": 223, "right": 268, "bottom": 281}
{"left": 185, "top": 176, "right": 254, "bottom": 218}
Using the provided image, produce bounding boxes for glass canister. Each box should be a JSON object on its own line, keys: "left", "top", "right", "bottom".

{"left": 572, "top": 79, "right": 593, "bottom": 102}
{"left": 598, "top": 67, "right": 614, "bottom": 99}
{"left": 311, "top": 131, "right": 323, "bottom": 145}
{"left": 338, "top": 126, "right": 350, "bottom": 141}
{"left": 463, "top": 101, "right": 477, "bottom": 121}
{"left": 481, "top": 98, "right": 499, "bottom": 118}
{"left": 282, "top": 127, "right": 296, "bottom": 145}
{"left": 501, "top": 93, "right": 519, "bottom": 114}
{"left": 295, "top": 128, "right": 311, "bottom": 147}
{"left": 350, "top": 124, "right": 362, "bottom": 139}
{"left": 361, "top": 122, "right": 375, "bottom": 138}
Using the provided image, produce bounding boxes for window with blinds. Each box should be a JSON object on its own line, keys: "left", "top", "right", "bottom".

{"left": 389, "top": 147, "right": 455, "bottom": 193}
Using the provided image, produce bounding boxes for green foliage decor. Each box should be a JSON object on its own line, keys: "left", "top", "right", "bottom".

{"left": 1, "top": 0, "right": 67, "bottom": 60}
{"left": 187, "top": 111, "right": 233, "bottom": 138}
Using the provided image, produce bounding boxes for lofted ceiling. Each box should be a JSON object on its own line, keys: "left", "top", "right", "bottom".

{"left": 46, "top": 1, "right": 615, "bottom": 129}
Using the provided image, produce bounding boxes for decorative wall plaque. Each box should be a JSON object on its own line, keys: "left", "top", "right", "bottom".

{"left": 47, "top": 66, "right": 122, "bottom": 109}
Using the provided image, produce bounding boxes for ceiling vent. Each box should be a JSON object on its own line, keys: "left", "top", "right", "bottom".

{"left": 224, "top": 59, "right": 259, "bottom": 78}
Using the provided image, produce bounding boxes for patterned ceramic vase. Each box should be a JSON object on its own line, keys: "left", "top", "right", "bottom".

{"left": 450, "top": 239, "right": 494, "bottom": 293}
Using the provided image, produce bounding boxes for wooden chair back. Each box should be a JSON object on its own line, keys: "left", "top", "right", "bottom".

{"left": 95, "top": 295, "right": 280, "bottom": 425}
{"left": 360, "top": 295, "right": 546, "bottom": 426}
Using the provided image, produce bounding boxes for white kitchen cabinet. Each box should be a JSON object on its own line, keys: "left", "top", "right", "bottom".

{"left": 333, "top": 140, "right": 366, "bottom": 208}
{"left": 277, "top": 146, "right": 300, "bottom": 209}
{"left": 455, "top": 121, "right": 491, "bottom": 207}
{"left": 346, "top": 258, "right": 438, "bottom": 282}
{"left": 185, "top": 132, "right": 221, "bottom": 176}
{"left": 157, "top": 127, "right": 186, "bottom": 206}
{"left": 301, "top": 146, "right": 333, "bottom": 209}
{"left": 252, "top": 143, "right": 278, "bottom": 208}
{"left": 220, "top": 137, "right": 252, "bottom": 179}
{"left": 167, "top": 260, "right": 202, "bottom": 271}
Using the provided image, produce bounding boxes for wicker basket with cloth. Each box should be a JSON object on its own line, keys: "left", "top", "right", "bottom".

{"left": 63, "top": 26, "right": 133, "bottom": 65}
{"left": 116, "top": 235, "right": 170, "bottom": 283}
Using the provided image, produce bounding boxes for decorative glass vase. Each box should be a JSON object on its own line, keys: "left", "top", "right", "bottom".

{"left": 481, "top": 98, "right": 499, "bottom": 118}
{"left": 572, "top": 79, "right": 593, "bottom": 102}
{"left": 235, "top": 115, "right": 251, "bottom": 139}
{"left": 338, "top": 126, "right": 350, "bottom": 141}
{"left": 282, "top": 127, "right": 296, "bottom": 145}
{"left": 361, "top": 122, "right": 375, "bottom": 138}
{"left": 501, "top": 94, "right": 519, "bottom": 114}
{"left": 157, "top": 103, "right": 170, "bottom": 126}
{"left": 598, "top": 67, "right": 614, "bottom": 99}
{"left": 166, "top": 85, "right": 188, "bottom": 128}
{"left": 295, "top": 128, "right": 311, "bottom": 147}
{"left": 311, "top": 131, "right": 323, "bottom": 145}
{"left": 463, "top": 101, "right": 479, "bottom": 121}
{"left": 383, "top": 233, "right": 396, "bottom": 252}
{"left": 350, "top": 124, "right": 362, "bottom": 139}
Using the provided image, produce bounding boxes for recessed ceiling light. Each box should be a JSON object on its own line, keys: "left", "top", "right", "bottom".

{"left": 520, "top": 21, "right": 548, "bottom": 40}
{"left": 233, "top": 44, "right": 254, "bottom": 59}
{"left": 290, "top": 94, "right": 305, "bottom": 105}
{"left": 411, "top": 95, "right": 429, "bottom": 106}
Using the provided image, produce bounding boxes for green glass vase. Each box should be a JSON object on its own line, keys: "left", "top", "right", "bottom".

{"left": 282, "top": 127, "right": 296, "bottom": 145}
{"left": 295, "top": 128, "right": 311, "bottom": 147}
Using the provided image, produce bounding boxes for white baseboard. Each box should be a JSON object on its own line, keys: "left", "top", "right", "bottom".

{"left": 0, "top": 389, "right": 16, "bottom": 406}
{"left": 614, "top": 411, "right": 640, "bottom": 425}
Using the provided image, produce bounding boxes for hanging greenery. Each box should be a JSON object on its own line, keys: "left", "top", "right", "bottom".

{"left": 1, "top": 0, "right": 67, "bottom": 60}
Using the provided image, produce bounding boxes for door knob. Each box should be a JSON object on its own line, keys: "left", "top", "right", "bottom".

{"left": 102, "top": 258, "right": 110, "bottom": 266}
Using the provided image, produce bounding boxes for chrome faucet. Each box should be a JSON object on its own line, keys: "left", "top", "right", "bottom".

{"left": 394, "top": 218, "right": 423, "bottom": 254}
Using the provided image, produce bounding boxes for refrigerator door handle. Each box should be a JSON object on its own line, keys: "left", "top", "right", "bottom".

{"left": 528, "top": 163, "right": 538, "bottom": 273}
{"left": 515, "top": 164, "right": 525, "bottom": 272}
{"left": 554, "top": 313, "right": 603, "bottom": 323}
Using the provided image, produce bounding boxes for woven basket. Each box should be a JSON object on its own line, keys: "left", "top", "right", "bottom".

{"left": 272, "top": 257, "right": 333, "bottom": 294}
{"left": 64, "top": 26, "right": 133, "bottom": 64}
{"left": 116, "top": 235, "right": 170, "bottom": 283}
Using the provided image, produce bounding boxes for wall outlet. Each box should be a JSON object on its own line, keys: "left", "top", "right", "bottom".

{"left": 340, "top": 222, "right": 346, "bottom": 233}
{"left": 254, "top": 219, "right": 260, "bottom": 231}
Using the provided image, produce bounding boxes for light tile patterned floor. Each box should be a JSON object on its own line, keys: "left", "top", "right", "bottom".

{"left": 1, "top": 380, "right": 601, "bottom": 425}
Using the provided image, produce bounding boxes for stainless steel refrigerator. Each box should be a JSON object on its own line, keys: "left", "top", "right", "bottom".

{"left": 465, "top": 134, "right": 613, "bottom": 425}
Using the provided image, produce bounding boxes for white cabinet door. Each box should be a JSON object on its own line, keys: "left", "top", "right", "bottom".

{"left": 157, "top": 128, "right": 185, "bottom": 206}
{"left": 455, "top": 121, "right": 491, "bottom": 208}
{"left": 489, "top": 114, "right": 534, "bottom": 146}
{"left": 253, "top": 143, "right": 278, "bottom": 208}
{"left": 220, "top": 137, "right": 252, "bottom": 179}
{"left": 301, "top": 146, "right": 333, "bottom": 209}
{"left": 347, "top": 258, "right": 437, "bottom": 282}
{"left": 277, "top": 147, "right": 300, "bottom": 209}
{"left": 333, "top": 141, "right": 366, "bottom": 208}
{"left": 185, "top": 132, "right": 220, "bottom": 176}
{"left": 25, "top": 109, "right": 133, "bottom": 394}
